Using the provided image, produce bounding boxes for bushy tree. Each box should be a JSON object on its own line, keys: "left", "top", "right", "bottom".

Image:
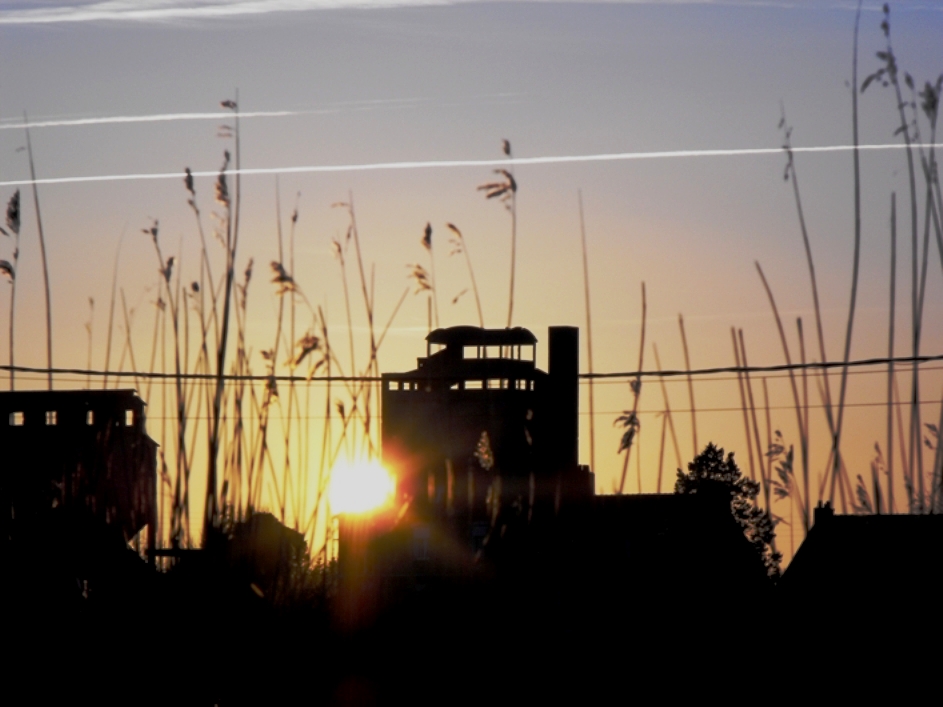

{"left": 675, "top": 443, "right": 781, "bottom": 579}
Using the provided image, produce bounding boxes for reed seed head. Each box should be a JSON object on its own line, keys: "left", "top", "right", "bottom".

{"left": 184, "top": 168, "right": 195, "bottom": 196}
{"left": 422, "top": 222, "right": 432, "bottom": 251}
{"left": 3, "top": 190, "right": 19, "bottom": 236}
{"left": 214, "top": 150, "right": 232, "bottom": 207}
{"left": 406, "top": 263, "right": 432, "bottom": 293}
{"left": 270, "top": 261, "right": 296, "bottom": 295}
{"left": 142, "top": 219, "right": 159, "bottom": 245}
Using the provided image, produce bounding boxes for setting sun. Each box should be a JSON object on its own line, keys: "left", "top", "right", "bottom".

{"left": 328, "top": 459, "right": 396, "bottom": 515}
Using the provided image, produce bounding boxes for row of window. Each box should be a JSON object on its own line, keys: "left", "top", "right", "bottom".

{"left": 388, "top": 379, "right": 535, "bottom": 391}
{"left": 428, "top": 344, "right": 536, "bottom": 361}
{"left": 7, "top": 410, "right": 135, "bottom": 427}
{"left": 461, "top": 345, "right": 535, "bottom": 362}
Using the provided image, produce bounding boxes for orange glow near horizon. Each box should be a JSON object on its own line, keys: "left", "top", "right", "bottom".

{"left": 328, "top": 459, "right": 396, "bottom": 515}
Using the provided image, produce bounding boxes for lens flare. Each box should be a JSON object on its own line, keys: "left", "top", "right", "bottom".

{"left": 328, "top": 459, "right": 395, "bottom": 515}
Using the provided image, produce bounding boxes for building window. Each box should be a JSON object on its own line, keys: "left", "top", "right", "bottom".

{"left": 125, "top": 410, "right": 134, "bottom": 426}
{"left": 86, "top": 410, "right": 94, "bottom": 425}
{"left": 9, "top": 411, "right": 24, "bottom": 426}
{"left": 45, "top": 410, "right": 57, "bottom": 426}
{"left": 466, "top": 380, "right": 483, "bottom": 390}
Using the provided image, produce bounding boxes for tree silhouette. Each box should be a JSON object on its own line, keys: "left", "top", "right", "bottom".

{"left": 675, "top": 443, "right": 782, "bottom": 579}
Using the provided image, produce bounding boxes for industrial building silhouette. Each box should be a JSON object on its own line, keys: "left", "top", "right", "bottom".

{"left": 339, "top": 325, "right": 769, "bottom": 624}
{"left": 381, "top": 325, "right": 593, "bottom": 536}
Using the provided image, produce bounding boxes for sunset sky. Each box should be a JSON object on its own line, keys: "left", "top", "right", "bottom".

{"left": 1, "top": 1, "right": 942, "bottom": 548}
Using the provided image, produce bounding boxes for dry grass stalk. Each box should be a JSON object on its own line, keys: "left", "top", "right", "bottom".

{"left": 738, "top": 329, "right": 769, "bottom": 511}
{"left": 207, "top": 95, "right": 242, "bottom": 536}
{"left": 796, "top": 317, "right": 810, "bottom": 525}
{"left": 652, "top": 343, "right": 682, "bottom": 474}
{"left": 829, "top": 1, "right": 864, "bottom": 511}
{"left": 780, "top": 110, "right": 840, "bottom": 500}
{"left": 678, "top": 314, "right": 697, "bottom": 458}
{"left": 422, "top": 222, "right": 440, "bottom": 328}
{"left": 2, "top": 190, "right": 20, "bottom": 390}
{"left": 617, "top": 282, "right": 646, "bottom": 494}
{"left": 887, "top": 192, "right": 897, "bottom": 513}
{"left": 447, "top": 223, "right": 483, "bottom": 327}
{"left": 577, "top": 190, "right": 596, "bottom": 475}
{"left": 864, "top": 6, "right": 925, "bottom": 509}
{"left": 24, "top": 117, "right": 53, "bottom": 390}
{"left": 478, "top": 139, "right": 517, "bottom": 326}
{"left": 755, "top": 262, "right": 810, "bottom": 532}
{"left": 731, "top": 328, "right": 757, "bottom": 484}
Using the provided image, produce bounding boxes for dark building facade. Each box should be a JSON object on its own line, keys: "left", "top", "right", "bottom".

{"left": 0, "top": 389, "right": 158, "bottom": 554}
{"left": 780, "top": 501, "right": 943, "bottom": 617}
{"left": 380, "top": 325, "right": 592, "bottom": 532}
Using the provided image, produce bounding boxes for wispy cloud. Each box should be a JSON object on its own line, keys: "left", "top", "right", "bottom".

{"left": 0, "top": 110, "right": 303, "bottom": 130}
{"left": 0, "top": 94, "right": 519, "bottom": 130}
{"left": 0, "top": 0, "right": 903, "bottom": 26}
{"left": 1, "top": 143, "right": 938, "bottom": 188}
{"left": 0, "top": 0, "right": 448, "bottom": 25}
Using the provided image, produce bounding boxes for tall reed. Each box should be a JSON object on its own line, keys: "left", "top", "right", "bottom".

{"left": 447, "top": 223, "right": 484, "bottom": 327}
{"left": 2, "top": 190, "right": 20, "bottom": 390}
{"left": 652, "top": 343, "right": 682, "bottom": 474}
{"left": 617, "top": 282, "right": 646, "bottom": 494}
{"left": 755, "top": 262, "right": 810, "bottom": 532}
{"left": 678, "top": 314, "right": 697, "bottom": 458}
{"left": 478, "top": 140, "right": 517, "bottom": 326}
{"left": 577, "top": 191, "right": 596, "bottom": 475}
{"left": 829, "top": 1, "right": 864, "bottom": 512}
{"left": 887, "top": 193, "right": 897, "bottom": 513}
{"left": 207, "top": 96, "right": 241, "bottom": 536}
{"left": 422, "top": 223, "right": 439, "bottom": 329}
{"left": 24, "top": 117, "right": 52, "bottom": 390}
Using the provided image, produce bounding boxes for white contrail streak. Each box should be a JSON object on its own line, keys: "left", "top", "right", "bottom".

{"left": 0, "top": 111, "right": 304, "bottom": 130}
{"left": 0, "top": 0, "right": 453, "bottom": 24}
{"left": 0, "top": 1, "right": 902, "bottom": 26}
{"left": 0, "top": 143, "right": 938, "bottom": 188}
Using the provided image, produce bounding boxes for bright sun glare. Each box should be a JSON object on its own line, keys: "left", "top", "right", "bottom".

{"left": 328, "top": 459, "right": 395, "bottom": 515}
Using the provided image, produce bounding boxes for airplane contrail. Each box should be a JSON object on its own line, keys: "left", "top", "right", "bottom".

{"left": 0, "top": 110, "right": 306, "bottom": 130}
{"left": 0, "top": 1, "right": 895, "bottom": 26}
{"left": 0, "top": 95, "right": 513, "bottom": 130}
{"left": 0, "top": 143, "right": 938, "bottom": 188}
{"left": 0, "top": 0, "right": 454, "bottom": 25}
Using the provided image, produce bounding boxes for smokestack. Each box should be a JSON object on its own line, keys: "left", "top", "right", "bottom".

{"left": 548, "top": 326, "right": 578, "bottom": 471}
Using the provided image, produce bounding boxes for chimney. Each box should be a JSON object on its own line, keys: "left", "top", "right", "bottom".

{"left": 814, "top": 500, "right": 834, "bottom": 527}
{"left": 548, "top": 326, "right": 579, "bottom": 472}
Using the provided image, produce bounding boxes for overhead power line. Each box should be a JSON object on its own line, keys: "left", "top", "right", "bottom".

{"left": 582, "top": 353, "right": 943, "bottom": 380}
{"left": 2, "top": 353, "right": 942, "bottom": 385}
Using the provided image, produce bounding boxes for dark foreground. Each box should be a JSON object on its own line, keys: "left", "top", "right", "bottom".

{"left": 6, "top": 515, "right": 942, "bottom": 704}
